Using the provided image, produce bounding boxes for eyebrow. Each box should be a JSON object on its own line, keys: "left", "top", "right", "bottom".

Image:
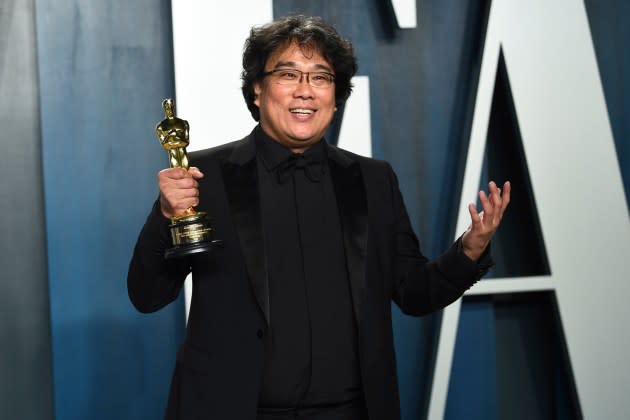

{"left": 272, "top": 61, "right": 334, "bottom": 73}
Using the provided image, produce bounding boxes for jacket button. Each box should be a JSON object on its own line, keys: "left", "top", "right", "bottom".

{"left": 257, "top": 329, "right": 264, "bottom": 339}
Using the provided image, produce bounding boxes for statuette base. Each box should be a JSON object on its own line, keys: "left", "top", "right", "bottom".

{"left": 165, "top": 212, "right": 223, "bottom": 259}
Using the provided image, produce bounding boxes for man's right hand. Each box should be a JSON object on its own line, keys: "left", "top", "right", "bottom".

{"left": 158, "top": 167, "right": 204, "bottom": 218}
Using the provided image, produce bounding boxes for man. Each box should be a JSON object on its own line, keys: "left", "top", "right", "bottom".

{"left": 128, "top": 15, "right": 510, "bottom": 420}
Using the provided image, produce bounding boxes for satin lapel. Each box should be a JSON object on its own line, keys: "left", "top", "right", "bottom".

{"left": 327, "top": 145, "right": 368, "bottom": 326}
{"left": 221, "top": 137, "right": 270, "bottom": 325}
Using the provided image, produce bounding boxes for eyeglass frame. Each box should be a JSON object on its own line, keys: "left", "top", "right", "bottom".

{"left": 262, "top": 68, "right": 336, "bottom": 88}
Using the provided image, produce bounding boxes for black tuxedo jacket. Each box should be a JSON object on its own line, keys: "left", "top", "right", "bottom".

{"left": 128, "top": 131, "right": 489, "bottom": 420}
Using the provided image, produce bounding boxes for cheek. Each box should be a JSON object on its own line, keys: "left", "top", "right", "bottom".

{"left": 255, "top": 88, "right": 282, "bottom": 112}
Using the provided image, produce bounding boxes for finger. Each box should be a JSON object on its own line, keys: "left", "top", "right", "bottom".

{"left": 487, "top": 180, "right": 498, "bottom": 193}
{"left": 479, "top": 190, "right": 493, "bottom": 220}
{"left": 160, "top": 191, "right": 196, "bottom": 215}
{"left": 172, "top": 176, "right": 199, "bottom": 189}
{"left": 162, "top": 192, "right": 200, "bottom": 216}
{"left": 160, "top": 181, "right": 198, "bottom": 208}
{"left": 188, "top": 167, "right": 204, "bottom": 179}
{"left": 490, "top": 181, "right": 502, "bottom": 204}
{"left": 159, "top": 167, "right": 189, "bottom": 180}
{"left": 162, "top": 183, "right": 200, "bottom": 204}
{"left": 492, "top": 181, "right": 511, "bottom": 223}
{"left": 159, "top": 170, "right": 199, "bottom": 189}
{"left": 487, "top": 181, "right": 501, "bottom": 207}
{"left": 501, "top": 181, "right": 511, "bottom": 209}
{"left": 468, "top": 203, "right": 482, "bottom": 228}
{"left": 172, "top": 197, "right": 200, "bottom": 212}
{"left": 167, "top": 186, "right": 199, "bottom": 199}
{"left": 488, "top": 181, "right": 503, "bottom": 224}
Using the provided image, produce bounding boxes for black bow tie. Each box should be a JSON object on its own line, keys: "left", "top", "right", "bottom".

{"left": 276, "top": 153, "right": 324, "bottom": 184}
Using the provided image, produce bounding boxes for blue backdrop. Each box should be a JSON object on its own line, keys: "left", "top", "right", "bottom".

{"left": 34, "top": 1, "right": 184, "bottom": 419}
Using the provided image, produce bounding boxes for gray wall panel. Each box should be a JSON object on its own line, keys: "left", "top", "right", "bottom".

{"left": 0, "top": 1, "right": 54, "bottom": 419}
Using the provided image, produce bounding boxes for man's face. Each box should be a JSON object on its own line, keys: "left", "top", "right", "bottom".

{"left": 254, "top": 42, "right": 336, "bottom": 153}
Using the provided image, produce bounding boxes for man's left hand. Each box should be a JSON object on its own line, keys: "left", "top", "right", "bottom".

{"left": 462, "top": 181, "right": 511, "bottom": 261}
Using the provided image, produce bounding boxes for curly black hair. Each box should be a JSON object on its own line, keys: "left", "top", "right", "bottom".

{"left": 241, "top": 15, "right": 358, "bottom": 121}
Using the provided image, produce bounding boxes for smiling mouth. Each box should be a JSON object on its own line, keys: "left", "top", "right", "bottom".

{"left": 290, "top": 108, "right": 314, "bottom": 115}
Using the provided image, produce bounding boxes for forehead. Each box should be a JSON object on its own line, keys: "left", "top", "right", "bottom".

{"left": 265, "top": 41, "right": 331, "bottom": 69}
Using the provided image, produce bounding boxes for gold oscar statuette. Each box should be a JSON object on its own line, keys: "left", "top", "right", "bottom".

{"left": 156, "top": 98, "right": 222, "bottom": 259}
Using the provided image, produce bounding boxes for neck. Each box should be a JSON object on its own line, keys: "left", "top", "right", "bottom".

{"left": 258, "top": 125, "right": 320, "bottom": 154}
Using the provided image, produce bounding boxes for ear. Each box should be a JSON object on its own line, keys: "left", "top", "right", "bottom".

{"left": 253, "top": 82, "right": 262, "bottom": 107}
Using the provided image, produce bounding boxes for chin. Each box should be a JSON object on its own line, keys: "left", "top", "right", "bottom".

{"left": 291, "top": 137, "right": 318, "bottom": 145}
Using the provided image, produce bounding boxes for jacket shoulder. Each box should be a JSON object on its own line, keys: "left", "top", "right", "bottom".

{"left": 328, "top": 143, "right": 394, "bottom": 174}
{"left": 189, "top": 134, "right": 252, "bottom": 165}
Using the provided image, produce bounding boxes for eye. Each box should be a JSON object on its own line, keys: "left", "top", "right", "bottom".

{"left": 278, "top": 70, "right": 299, "bottom": 80}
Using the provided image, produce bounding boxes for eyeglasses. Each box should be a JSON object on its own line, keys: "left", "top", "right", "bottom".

{"left": 262, "top": 68, "right": 335, "bottom": 88}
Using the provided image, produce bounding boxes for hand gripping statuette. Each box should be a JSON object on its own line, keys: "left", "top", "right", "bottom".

{"left": 156, "top": 98, "right": 222, "bottom": 259}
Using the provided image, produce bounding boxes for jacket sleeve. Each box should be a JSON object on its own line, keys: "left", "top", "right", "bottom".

{"left": 127, "top": 200, "right": 191, "bottom": 313}
{"left": 388, "top": 165, "right": 493, "bottom": 316}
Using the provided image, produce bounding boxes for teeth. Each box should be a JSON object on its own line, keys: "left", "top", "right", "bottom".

{"left": 290, "top": 108, "right": 313, "bottom": 114}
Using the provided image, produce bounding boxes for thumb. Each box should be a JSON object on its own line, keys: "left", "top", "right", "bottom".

{"left": 188, "top": 166, "right": 204, "bottom": 179}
